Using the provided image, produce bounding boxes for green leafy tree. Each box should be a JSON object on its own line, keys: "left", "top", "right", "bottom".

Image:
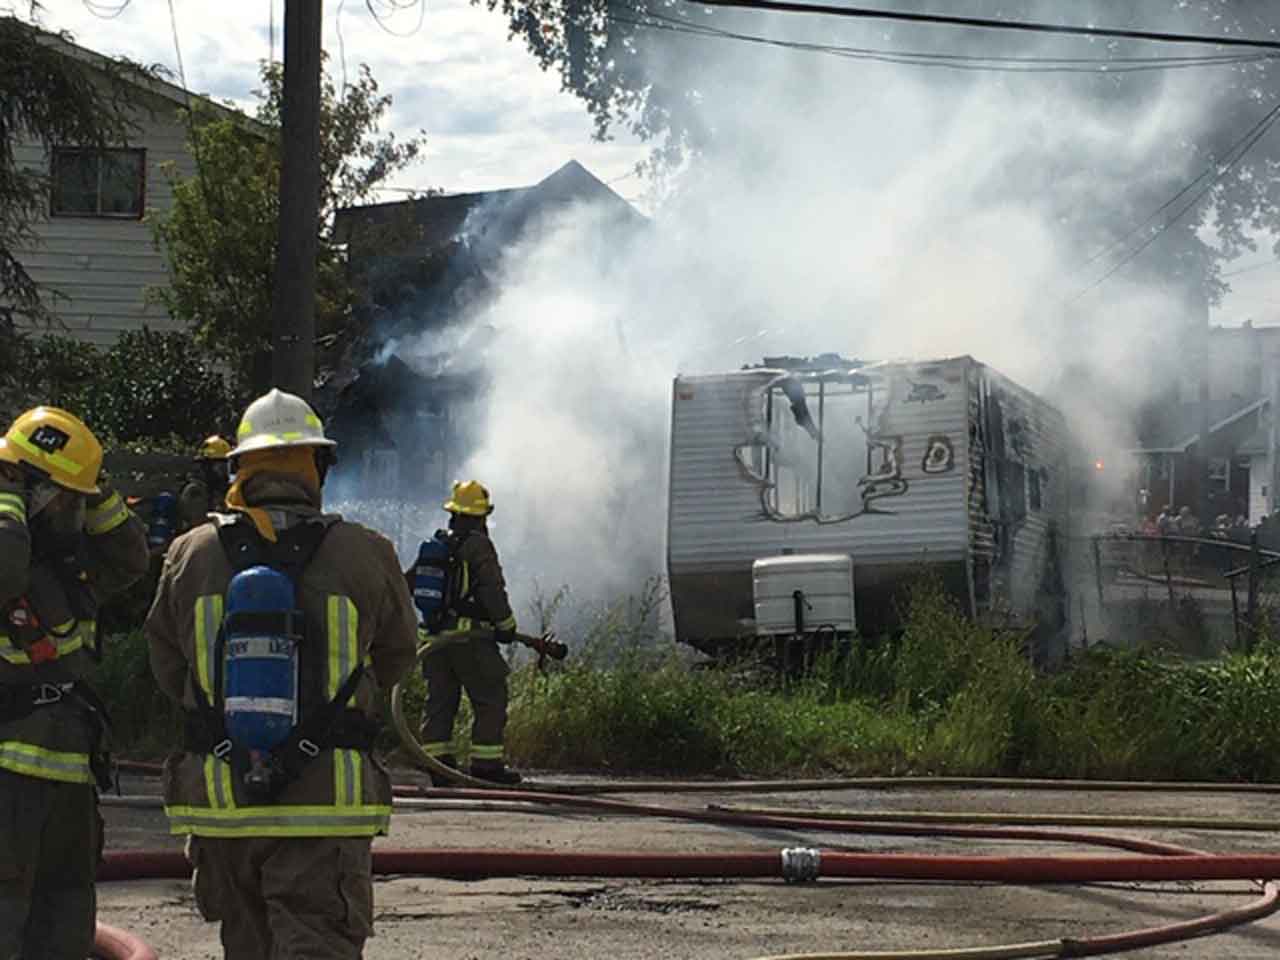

{"left": 11, "top": 329, "right": 237, "bottom": 445}
{"left": 0, "top": 14, "right": 154, "bottom": 420}
{"left": 152, "top": 61, "right": 425, "bottom": 392}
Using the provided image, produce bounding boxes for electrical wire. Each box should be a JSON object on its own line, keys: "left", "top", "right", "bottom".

{"left": 336, "top": 0, "right": 349, "bottom": 97}
{"left": 1222, "top": 256, "right": 1280, "bottom": 279}
{"left": 615, "top": 12, "right": 1276, "bottom": 76}
{"left": 365, "top": 0, "right": 426, "bottom": 38}
{"left": 1079, "top": 101, "right": 1280, "bottom": 271}
{"left": 1071, "top": 99, "right": 1280, "bottom": 300}
{"left": 82, "top": 0, "right": 131, "bottom": 18}
{"left": 165, "top": 0, "right": 259, "bottom": 335}
{"left": 683, "top": 0, "right": 1280, "bottom": 52}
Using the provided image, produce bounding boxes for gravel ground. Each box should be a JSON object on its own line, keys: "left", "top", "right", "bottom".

{"left": 98, "top": 773, "right": 1280, "bottom": 959}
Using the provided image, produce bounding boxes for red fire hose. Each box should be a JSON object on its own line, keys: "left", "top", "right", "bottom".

{"left": 97, "top": 847, "right": 1280, "bottom": 883}
{"left": 92, "top": 921, "right": 158, "bottom": 960}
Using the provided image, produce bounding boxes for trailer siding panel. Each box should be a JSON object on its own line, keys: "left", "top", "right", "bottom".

{"left": 669, "top": 356, "right": 1071, "bottom": 652}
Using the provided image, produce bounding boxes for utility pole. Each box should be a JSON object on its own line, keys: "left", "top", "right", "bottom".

{"left": 1194, "top": 281, "right": 1212, "bottom": 528}
{"left": 1269, "top": 340, "right": 1280, "bottom": 517}
{"left": 270, "top": 0, "right": 323, "bottom": 399}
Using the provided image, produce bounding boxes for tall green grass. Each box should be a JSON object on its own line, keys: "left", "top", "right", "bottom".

{"left": 96, "top": 579, "right": 1280, "bottom": 780}
{"left": 503, "top": 580, "right": 1280, "bottom": 781}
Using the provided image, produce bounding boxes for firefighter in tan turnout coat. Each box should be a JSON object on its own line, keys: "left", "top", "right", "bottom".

{"left": 145, "top": 389, "right": 417, "bottom": 959}
{"left": 0, "top": 406, "right": 148, "bottom": 960}
{"left": 418, "top": 480, "right": 523, "bottom": 784}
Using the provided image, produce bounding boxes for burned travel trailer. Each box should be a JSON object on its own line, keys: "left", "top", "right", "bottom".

{"left": 666, "top": 355, "right": 1072, "bottom": 664}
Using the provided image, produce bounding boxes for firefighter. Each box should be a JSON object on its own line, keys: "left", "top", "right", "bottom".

{"left": 0, "top": 405, "right": 148, "bottom": 960}
{"left": 145, "top": 388, "right": 417, "bottom": 960}
{"left": 177, "top": 434, "right": 231, "bottom": 532}
{"left": 420, "top": 480, "right": 522, "bottom": 785}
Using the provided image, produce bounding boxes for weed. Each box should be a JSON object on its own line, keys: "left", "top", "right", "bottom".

{"left": 97, "top": 579, "right": 1280, "bottom": 782}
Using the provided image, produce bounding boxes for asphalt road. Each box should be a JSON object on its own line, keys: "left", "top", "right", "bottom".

{"left": 98, "top": 772, "right": 1280, "bottom": 959}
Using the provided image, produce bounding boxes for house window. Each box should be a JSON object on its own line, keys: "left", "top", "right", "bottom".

{"left": 1028, "top": 469, "right": 1042, "bottom": 512}
{"left": 51, "top": 148, "right": 145, "bottom": 218}
{"left": 1208, "top": 457, "right": 1230, "bottom": 494}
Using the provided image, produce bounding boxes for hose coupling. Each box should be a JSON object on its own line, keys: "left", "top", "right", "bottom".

{"left": 780, "top": 846, "right": 822, "bottom": 883}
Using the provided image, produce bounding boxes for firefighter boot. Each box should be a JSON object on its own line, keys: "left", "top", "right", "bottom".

{"left": 469, "top": 759, "right": 522, "bottom": 786}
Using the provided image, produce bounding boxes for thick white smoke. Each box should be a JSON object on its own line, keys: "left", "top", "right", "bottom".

{"left": 377, "top": 6, "right": 1230, "bottom": 623}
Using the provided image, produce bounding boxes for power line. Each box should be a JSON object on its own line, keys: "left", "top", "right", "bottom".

{"left": 644, "top": 9, "right": 1267, "bottom": 67}
{"left": 1222, "top": 257, "right": 1280, "bottom": 279}
{"left": 618, "top": 12, "right": 1274, "bottom": 75}
{"left": 82, "top": 0, "right": 131, "bottom": 18}
{"left": 336, "top": 0, "right": 349, "bottom": 96}
{"left": 1071, "top": 101, "right": 1280, "bottom": 300}
{"left": 365, "top": 0, "right": 425, "bottom": 38}
{"left": 166, "top": 0, "right": 258, "bottom": 337}
{"left": 1080, "top": 102, "right": 1280, "bottom": 271}
{"left": 684, "top": 0, "right": 1280, "bottom": 52}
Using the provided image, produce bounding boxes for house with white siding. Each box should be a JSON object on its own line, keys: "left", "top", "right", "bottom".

{"left": 1130, "top": 321, "right": 1280, "bottom": 525}
{"left": 11, "top": 24, "right": 264, "bottom": 346}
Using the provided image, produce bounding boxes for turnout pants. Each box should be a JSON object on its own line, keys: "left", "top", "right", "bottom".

{"left": 188, "top": 835, "right": 374, "bottom": 960}
{"left": 421, "top": 638, "right": 510, "bottom": 762}
{"left": 0, "top": 770, "right": 100, "bottom": 960}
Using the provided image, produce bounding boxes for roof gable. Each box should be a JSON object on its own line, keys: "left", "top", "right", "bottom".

{"left": 14, "top": 17, "right": 268, "bottom": 135}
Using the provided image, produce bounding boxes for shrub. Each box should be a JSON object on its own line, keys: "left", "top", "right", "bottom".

{"left": 9, "top": 329, "right": 240, "bottom": 444}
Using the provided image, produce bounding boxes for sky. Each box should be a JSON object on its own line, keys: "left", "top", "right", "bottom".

{"left": 16, "top": 0, "right": 648, "bottom": 200}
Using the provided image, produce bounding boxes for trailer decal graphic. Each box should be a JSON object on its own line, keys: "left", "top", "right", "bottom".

{"left": 906, "top": 381, "right": 947, "bottom": 404}
{"left": 922, "top": 435, "right": 955, "bottom": 475}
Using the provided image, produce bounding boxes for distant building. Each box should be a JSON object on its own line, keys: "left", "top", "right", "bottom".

{"left": 1130, "top": 321, "right": 1280, "bottom": 524}
{"left": 8, "top": 20, "right": 264, "bottom": 346}
{"left": 320, "top": 160, "right": 644, "bottom": 501}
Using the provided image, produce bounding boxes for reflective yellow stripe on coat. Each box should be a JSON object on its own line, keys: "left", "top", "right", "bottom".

{"left": 0, "top": 619, "right": 95, "bottom": 665}
{"left": 0, "top": 741, "right": 93, "bottom": 784}
{"left": 0, "top": 491, "right": 26, "bottom": 523}
{"left": 327, "top": 596, "right": 366, "bottom": 807}
{"left": 85, "top": 492, "right": 131, "bottom": 535}
{"left": 168, "top": 592, "right": 385, "bottom": 836}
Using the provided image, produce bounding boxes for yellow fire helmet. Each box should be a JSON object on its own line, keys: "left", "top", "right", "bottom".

{"left": 444, "top": 480, "right": 494, "bottom": 516}
{"left": 198, "top": 435, "right": 232, "bottom": 460}
{"left": 0, "top": 406, "right": 103, "bottom": 495}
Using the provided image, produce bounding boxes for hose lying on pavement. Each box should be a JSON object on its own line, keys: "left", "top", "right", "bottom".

{"left": 96, "top": 791, "right": 1200, "bottom": 857}
{"left": 706, "top": 803, "right": 1280, "bottom": 834}
{"left": 744, "top": 881, "right": 1280, "bottom": 960}
{"left": 112, "top": 755, "right": 1280, "bottom": 796}
{"left": 92, "top": 921, "right": 158, "bottom": 960}
{"left": 392, "top": 790, "right": 1203, "bottom": 857}
{"left": 98, "top": 848, "right": 1280, "bottom": 883}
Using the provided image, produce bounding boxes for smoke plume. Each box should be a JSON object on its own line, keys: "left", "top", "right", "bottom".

{"left": 341, "top": 2, "right": 1241, "bottom": 624}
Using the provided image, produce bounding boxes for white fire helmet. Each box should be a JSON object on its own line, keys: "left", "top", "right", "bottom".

{"left": 228, "top": 388, "right": 337, "bottom": 458}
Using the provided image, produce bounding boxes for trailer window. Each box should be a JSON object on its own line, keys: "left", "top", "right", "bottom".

{"left": 760, "top": 377, "right": 879, "bottom": 521}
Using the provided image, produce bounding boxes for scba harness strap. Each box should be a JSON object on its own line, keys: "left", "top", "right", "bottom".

{"left": 0, "top": 555, "right": 115, "bottom": 791}
{"left": 0, "top": 676, "right": 117, "bottom": 791}
{"left": 184, "top": 515, "right": 375, "bottom": 801}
